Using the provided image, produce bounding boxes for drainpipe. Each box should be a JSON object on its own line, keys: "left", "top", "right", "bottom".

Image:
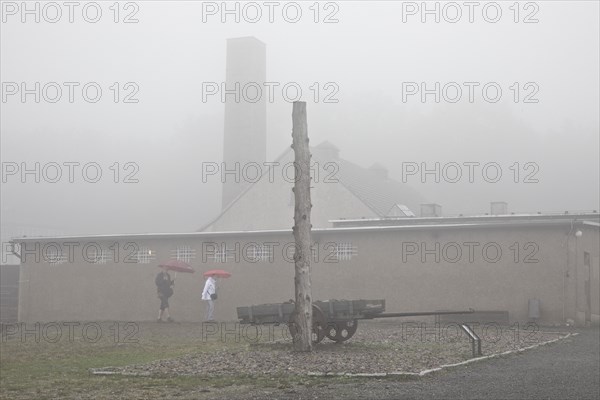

{"left": 564, "top": 220, "right": 575, "bottom": 324}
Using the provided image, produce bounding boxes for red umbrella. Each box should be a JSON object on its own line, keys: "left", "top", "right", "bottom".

{"left": 159, "top": 260, "right": 195, "bottom": 273}
{"left": 203, "top": 269, "right": 232, "bottom": 278}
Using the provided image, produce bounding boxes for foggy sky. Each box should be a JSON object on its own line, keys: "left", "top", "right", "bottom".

{"left": 1, "top": 1, "right": 599, "bottom": 236}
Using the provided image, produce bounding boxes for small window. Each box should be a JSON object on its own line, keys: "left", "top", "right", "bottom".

{"left": 335, "top": 242, "right": 357, "bottom": 261}
{"left": 209, "top": 246, "right": 231, "bottom": 263}
{"left": 245, "top": 244, "right": 273, "bottom": 262}
{"left": 136, "top": 248, "right": 155, "bottom": 264}
{"left": 45, "top": 248, "right": 67, "bottom": 264}
{"left": 90, "top": 249, "right": 111, "bottom": 264}
{"left": 172, "top": 246, "right": 196, "bottom": 263}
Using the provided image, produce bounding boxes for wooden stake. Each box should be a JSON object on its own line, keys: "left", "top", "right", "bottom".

{"left": 291, "top": 101, "right": 313, "bottom": 352}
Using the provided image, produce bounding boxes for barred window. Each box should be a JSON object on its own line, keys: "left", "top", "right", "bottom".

{"left": 172, "top": 246, "right": 196, "bottom": 263}
{"left": 335, "top": 242, "right": 357, "bottom": 261}
{"left": 209, "top": 246, "right": 232, "bottom": 263}
{"left": 136, "top": 248, "right": 155, "bottom": 264}
{"left": 245, "top": 244, "right": 273, "bottom": 262}
{"left": 45, "top": 248, "right": 67, "bottom": 265}
{"left": 90, "top": 249, "right": 112, "bottom": 264}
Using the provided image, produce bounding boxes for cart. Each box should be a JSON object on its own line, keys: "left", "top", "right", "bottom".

{"left": 237, "top": 299, "right": 474, "bottom": 343}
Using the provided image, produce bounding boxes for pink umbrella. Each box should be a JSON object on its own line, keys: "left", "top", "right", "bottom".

{"left": 159, "top": 260, "right": 195, "bottom": 274}
{"left": 203, "top": 269, "right": 232, "bottom": 278}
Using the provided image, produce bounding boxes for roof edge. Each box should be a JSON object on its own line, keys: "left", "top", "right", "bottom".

{"left": 11, "top": 218, "right": 593, "bottom": 242}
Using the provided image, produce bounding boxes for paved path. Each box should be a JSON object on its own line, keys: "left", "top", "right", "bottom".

{"left": 236, "top": 327, "right": 599, "bottom": 399}
{"left": 377, "top": 327, "right": 600, "bottom": 400}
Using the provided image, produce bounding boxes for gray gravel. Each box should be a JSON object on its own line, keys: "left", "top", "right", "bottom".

{"left": 99, "top": 320, "right": 566, "bottom": 377}
{"left": 82, "top": 322, "right": 598, "bottom": 399}
{"left": 229, "top": 326, "right": 599, "bottom": 400}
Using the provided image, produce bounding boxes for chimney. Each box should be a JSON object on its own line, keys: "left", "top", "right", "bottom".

{"left": 222, "top": 37, "right": 267, "bottom": 209}
{"left": 369, "top": 163, "right": 388, "bottom": 179}
{"left": 420, "top": 203, "right": 442, "bottom": 217}
{"left": 490, "top": 201, "right": 508, "bottom": 215}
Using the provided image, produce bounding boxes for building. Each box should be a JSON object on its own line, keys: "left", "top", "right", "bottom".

{"left": 1, "top": 224, "right": 65, "bottom": 322}
{"left": 6, "top": 37, "right": 599, "bottom": 326}
{"left": 212, "top": 37, "right": 422, "bottom": 229}
{"left": 202, "top": 141, "right": 425, "bottom": 231}
{"left": 10, "top": 211, "right": 599, "bottom": 326}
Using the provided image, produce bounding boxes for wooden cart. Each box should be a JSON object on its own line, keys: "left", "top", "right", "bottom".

{"left": 237, "top": 299, "right": 474, "bottom": 343}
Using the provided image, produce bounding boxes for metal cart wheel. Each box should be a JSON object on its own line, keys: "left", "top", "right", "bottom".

{"left": 325, "top": 319, "right": 359, "bottom": 343}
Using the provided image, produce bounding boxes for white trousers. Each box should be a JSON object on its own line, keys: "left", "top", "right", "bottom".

{"left": 205, "top": 299, "right": 215, "bottom": 321}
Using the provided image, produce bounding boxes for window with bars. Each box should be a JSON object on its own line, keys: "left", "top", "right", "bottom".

{"left": 209, "top": 246, "right": 232, "bottom": 263}
{"left": 90, "top": 249, "right": 112, "bottom": 264}
{"left": 245, "top": 244, "right": 273, "bottom": 262}
{"left": 335, "top": 242, "right": 357, "bottom": 261}
{"left": 171, "top": 246, "right": 196, "bottom": 263}
{"left": 45, "top": 248, "right": 67, "bottom": 264}
{"left": 136, "top": 248, "right": 155, "bottom": 264}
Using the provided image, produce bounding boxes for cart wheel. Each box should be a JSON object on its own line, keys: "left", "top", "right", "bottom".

{"left": 288, "top": 305, "right": 327, "bottom": 344}
{"left": 325, "top": 319, "right": 358, "bottom": 343}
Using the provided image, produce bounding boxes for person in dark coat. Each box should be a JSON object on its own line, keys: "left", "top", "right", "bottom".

{"left": 155, "top": 266, "right": 174, "bottom": 322}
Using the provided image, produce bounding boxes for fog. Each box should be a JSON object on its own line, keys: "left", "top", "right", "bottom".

{"left": 1, "top": 1, "right": 599, "bottom": 236}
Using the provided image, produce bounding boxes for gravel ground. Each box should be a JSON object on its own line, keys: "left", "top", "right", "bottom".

{"left": 95, "top": 320, "right": 568, "bottom": 377}
{"left": 259, "top": 326, "right": 599, "bottom": 400}
{"left": 3, "top": 319, "right": 591, "bottom": 399}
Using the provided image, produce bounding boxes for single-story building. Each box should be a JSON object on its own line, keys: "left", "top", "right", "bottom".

{"left": 11, "top": 212, "right": 599, "bottom": 326}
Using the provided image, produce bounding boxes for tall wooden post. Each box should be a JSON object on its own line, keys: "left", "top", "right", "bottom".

{"left": 291, "top": 101, "right": 313, "bottom": 352}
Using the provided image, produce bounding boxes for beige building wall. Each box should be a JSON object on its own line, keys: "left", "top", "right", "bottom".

{"left": 16, "top": 222, "right": 599, "bottom": 326}
{"left": 573, "top": 224, "right": 600, "bottom": 325}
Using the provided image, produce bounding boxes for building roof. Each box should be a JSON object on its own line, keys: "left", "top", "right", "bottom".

{"left": 11, "top": 212, "right": 599, "bottom": 242}
{"left": 199, "top": 141, "right": 424, "bottom": 231}
{"left": 330, "top": 212, "right": 600, "bottom": 228}
{"left": 334, "top": 157, "right": 423, "bottom": 217}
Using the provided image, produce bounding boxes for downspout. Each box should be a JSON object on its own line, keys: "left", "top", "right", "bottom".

{"left": 564, "top": 220, "right": 575, "bottom": 324}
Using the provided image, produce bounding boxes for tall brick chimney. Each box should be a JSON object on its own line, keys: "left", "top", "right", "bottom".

{"left": 221, "top": 37, "right": 267, "bottom": 209}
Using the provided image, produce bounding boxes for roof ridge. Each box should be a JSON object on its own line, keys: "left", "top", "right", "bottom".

{"left": 199, "top": 141, "right": 424, "bottom": 230}
{"left": 197, "top": 145, "right": 295, "bottom": 231}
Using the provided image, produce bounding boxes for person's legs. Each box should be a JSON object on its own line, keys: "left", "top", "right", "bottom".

{"left": 205, "top": 299, "right": 215, "bottom": 321}
{"left": 158, "top": 296, "right": 169, "bottom": 321}
{"left": 163, "top": 298, "right": 173, "bottom": 321}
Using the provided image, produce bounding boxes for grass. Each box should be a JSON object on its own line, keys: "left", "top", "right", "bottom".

{"left": 0, "top": 321, "right": 335, "bottom": 399}
{"left": 1, "top": 320, "right": 561, "bottom": 399}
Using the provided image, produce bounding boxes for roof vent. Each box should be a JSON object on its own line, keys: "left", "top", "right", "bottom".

{"left": 388, "top": 204, "right": 415, "bottom": 217}
{"left": 490, "top": 202, "right": 508, "bottom": 215}
{"left": 420, "top": 203, "right": 442, "bottom": 217}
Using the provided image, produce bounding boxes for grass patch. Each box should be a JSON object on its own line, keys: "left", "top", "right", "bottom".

{"left": 0, "top": 320, "right": 344, "bottom": 399}
{"left": 0, "top": 321, "right": 249, "bottom": 399}
{"left": 2, "top": 320, "right": 560, "bottom": 399}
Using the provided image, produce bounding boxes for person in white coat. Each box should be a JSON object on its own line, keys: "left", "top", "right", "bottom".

{"left": 202, "top": 275, "right": 217, "bottom": 321}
